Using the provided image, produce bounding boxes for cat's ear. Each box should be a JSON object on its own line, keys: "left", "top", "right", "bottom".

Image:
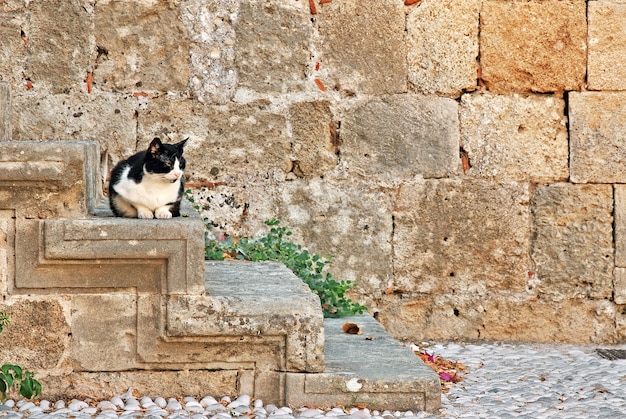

{"left": 175, "top": 138, "right": 188, "bottom": 151}
{"left": 148, "top": 138, "right": 163, "bottom": 156}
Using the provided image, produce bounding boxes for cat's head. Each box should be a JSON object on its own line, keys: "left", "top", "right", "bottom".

{"left": 146, "top": 137, "right": 188, "bottom": 183}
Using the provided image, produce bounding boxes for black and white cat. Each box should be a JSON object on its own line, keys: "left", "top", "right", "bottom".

{"left": 109, "top": 137, "right": 188, "bottom": 219}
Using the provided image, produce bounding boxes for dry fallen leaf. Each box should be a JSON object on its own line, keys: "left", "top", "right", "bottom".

{"left": 342, "top": 322, "right": 363, "bottom": 335}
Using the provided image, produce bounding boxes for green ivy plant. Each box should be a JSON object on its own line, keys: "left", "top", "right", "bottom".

{"left": 205, "top": 218, "right": 367, "bottom": 318}
{"left": 0, "top": 312, "right": 42, "bottom": 401}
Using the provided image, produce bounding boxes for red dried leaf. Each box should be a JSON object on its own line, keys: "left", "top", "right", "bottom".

{"left": 314, "top": 78, "right": 326, "bottom": 92}
{"left": 309, "top": 0, "right": 317, "bottom": 14}
{"left": 405, "top": 0, "right": 421, "bottom": 5}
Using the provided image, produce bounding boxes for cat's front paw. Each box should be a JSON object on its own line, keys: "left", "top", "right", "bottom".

{"left": 155, "top": 207, "right": 173, "bottom": 219}
{"left": 137, "top": 208, "right": 155, "bottom": 219}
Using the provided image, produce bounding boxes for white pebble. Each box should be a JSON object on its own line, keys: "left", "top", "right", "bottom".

{"left": 253, "top": 399, "right": 263, "bottom": 409}
{"left": 183, "top": 397, "right": 198, "bottom": 404}
{"left": 265, "top": 404, "right": 277, "bottom": 414}
{"left": 124, "top": 398, "right": 141, "bottom": 411}
{"left": 39, "top": 400, "right": 51, "bottom": 411}
{"left": 185, "top": 401, "right": 204, "bottom": 413}
{"left": 53, "top": 400, "right": 65, "bottom": 409}
{"left": 18, "top": 402, "right": 36, "bottom": 412}
{"left": 272, "top": 407, "right": 293, "bottom": 415}
{"left": 68, "top": 400, "right": 89, "bottom": 411}
{"left": 97, "top": 401, "right": 118, "bottom": 411}
{"left": 110, "top": 396, "right": 125, "bottom": 409}
{"left": 205, "top": 403, "right": 226, "bottom": 412}
{"left": 96, "top": 412, "right": 119, "bottom": 419}
{"left": 140, "top": 396, "right": 154, "bottom": 407}
{"left": 200, "top": 396, "right": 218, "bottom": 407}
{"left": 166, "top": 399, "right": 182, "bottom": 411}
{"left": 154, "top": 397, "right": 167, "bottom": 408}
{"left": 299, "top": 408, "right": 324, "bottom": 417}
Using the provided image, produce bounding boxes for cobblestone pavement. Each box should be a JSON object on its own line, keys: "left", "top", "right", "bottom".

{"left": 1, "top": 342, "right": 625, "bottom": 418}
{"left": 421, "top": 341, "right": 626, "bottom": 418}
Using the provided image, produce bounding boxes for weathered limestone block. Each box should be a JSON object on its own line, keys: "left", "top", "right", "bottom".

{"left": 168, "top": 261, "right": 324, "bottom": 372}
{"left": 0, "top": 211, "right": 12, "bottom": 296}
{"left": 460, "top": 92, "right": 568, "bottom": 182}
{"left": 42, "top": 369, "right": 238, "bottom": 400}
{"left": 614, "top": 268, "right": 626, "bottom": 305}
{"left": 274, "top": 179, "right": 393, "bottom": 304}
{"left": 138, "top": 97, "right": 291, "bottom": 179}
{"left": 0, "top": 83, "right": 9, "bottom": 141}
{"left": 0, "top": 141, "right": 93, "bottom": 218}
{"left": 393, "top": 179, "right": 530, "bottom": 296}
{"left": 288, "top": 101, "right": 338, "bottom": 177}
{"left": 11, "top": 93, "right": 138, "bottom": 163}
{"left": 588, "top": 2, "right": 626, "bottom": 90}
{"left": 480, "top": 0, "right": 586, "bottom": 93}
{"left": 286, "top": 315, "right": 441, "bottom": 413}
{"left": 0, "top": 298, "right": 70, "bottom": 368}
{"left": 0, "top": 11, "right": 27, "bottom": 90}
{"left": 180, "top": 0, "right": 237, "bottom": 104}
{"left": 94, "top": 0, "right": 190, "bottom": 92}
{"left": 14, "top": 216, "right": 206, "bottom": 295}
{"left": 234, "top": 1, "right": 311, "bottom": 93}
{"left": 27, "top": 0, "right": 91, "bottom": 93}
{"left": 378, "top": 293, "right": 618, "bottom": 344}
{"left": 531, "top": 183, "right": 613, "bottom": 300}
{"left": 340, "top": 95, "right": 459, "bottom": 182}
{"left": 316, "top": 0, "right": 407, "bottom": 95}
{"left": 406, "top": 0, "right": 480, "bottom": 96}
{"left": 614, "top": 185, "right": 626, "bottom": 267}
{"left": 71, "top": 294, "right": 137, "bottom": 371}
{"left": 569, "top": 92, "right": 626, "bottom": 183}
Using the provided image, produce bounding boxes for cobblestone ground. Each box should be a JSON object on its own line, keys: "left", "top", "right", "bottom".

{"left": 422, "top": 342, "right": 626, "bottom": 418}
{"left": 1, "top": 342, "right": 625, "bottom": 418}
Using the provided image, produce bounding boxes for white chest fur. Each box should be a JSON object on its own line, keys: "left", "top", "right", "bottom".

{"left": 114, "top": 166, "right": 180, "bottom": 211}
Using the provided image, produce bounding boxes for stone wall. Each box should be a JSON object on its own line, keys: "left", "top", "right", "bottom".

{"left": 2, "top": 0, "right": 625, "bottom": 344}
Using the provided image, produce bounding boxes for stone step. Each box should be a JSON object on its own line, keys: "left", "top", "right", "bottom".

{"left": 1, "top": 138, "right": 440, "bottom": 412}
{"left": 286, "top": 314, "right": 441, "bottom": 412}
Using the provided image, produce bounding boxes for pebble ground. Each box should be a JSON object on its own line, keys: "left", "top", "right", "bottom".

{"left": 1, "top": 342, "right": 625, "bottom": 419}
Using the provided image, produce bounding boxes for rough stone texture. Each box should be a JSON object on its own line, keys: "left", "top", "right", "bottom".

{"left": 569, "top": 92, "right": 626, "bottom": 184}
{"left": 614, "top": 268, "right": 626, "bottom": 305}
{"left": 0, "top": 83, "right": 9, "bottom": 141}
{"left": 0, "top": 298, "right": 70, "bottom": 368}
{"left": 531, "top": 183, "right": 614, "bottom": 300}
{"left": 0, "top": 210, "right": 12, "bottom": 296}
{"left": 288, "top": 101, "right": 338, "bottom": 178}
{"left": 14, "top": 215, "right": 206, "bottom": 295}
{"left": 94, "top": 0, "right": 190, "bottom": 92}
{"left": 340, "top": 95, "right": 459, "bottom": 182}
{"left": 0, "top": 11, "right": 26, "bottom": 90}
{"left": 286, "top": 315, "right": 441, "bottom": 413}
{"left": 0, "top": 141, "right": 92, "bottom": 219}
{"left": 316, "top": 0, "right": 407, "bottom": 95}
{"left": 393, "top": 179, "right": 530, "bottom": 296}
{"left": 480, "top": 0, "right": 586, "bottom": 93}
{"left": 407, "top": 0, "right": 480, "bottom": 96}
{"left": 460, "top": 92, "right": 569, "bottom": 182}
{"left": 168, "top": 261, "right": 325, "bottom": 372}
{"left": 273, "top": 179, "right": 394, "bottom": 306}
{"left": 234, "top": 1, "right": 310, "bottom": 94}
{"left": 616, "top": 185, "right": 626, "bottom": 268}
{"left": 11, "top": 93, "right": 138, "bottom": 165}
{"left": 27, "top": 0, "right": 92, "bottom": 93}
{"left": 378, "top": 294, "right": 618, "bottom": 344}
{"left": 588, "top": 2, "right": 626, "bottom": 90}
{"left": 42, "top": 370, "right": 239, "bottom": 400}
{"left": 180, "top": 0, "right": 238, "bottom": 104}
{"left": 71, "top": 294, "right": 137, "bottom": 371}
{"left": 137, "top": 97, "right": 291, "bottom": 180}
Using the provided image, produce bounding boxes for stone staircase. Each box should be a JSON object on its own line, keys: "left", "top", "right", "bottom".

{"left": 0, "top": 83, "right": 440, "bottom": 412}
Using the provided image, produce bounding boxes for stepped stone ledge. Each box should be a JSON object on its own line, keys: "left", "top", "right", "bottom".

{"left": 0, "top": 139, "right": 440, "bottom": 412}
